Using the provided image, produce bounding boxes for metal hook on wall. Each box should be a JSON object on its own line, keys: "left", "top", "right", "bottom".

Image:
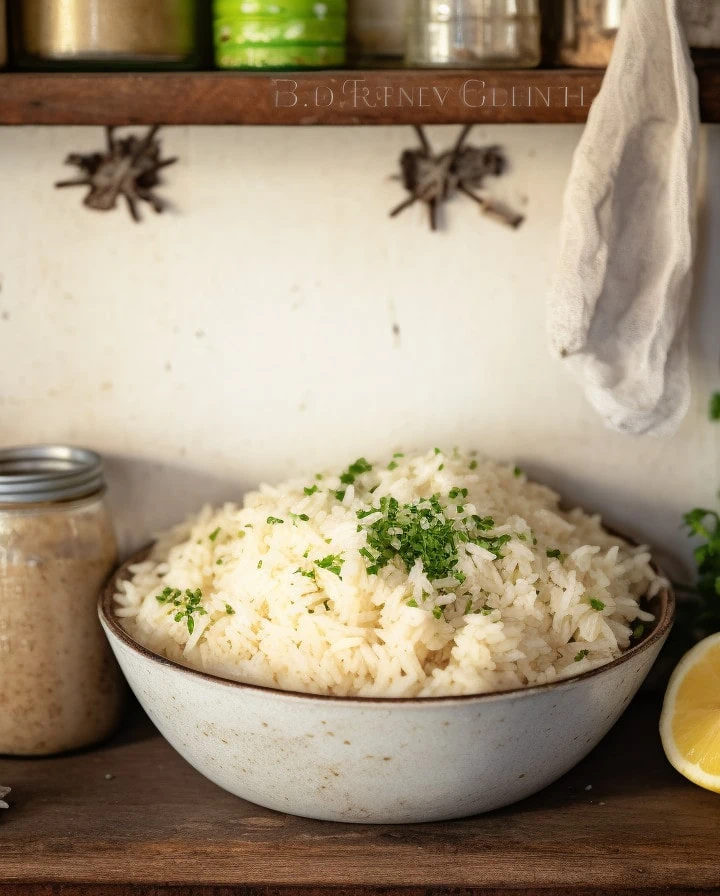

{"left": 55, "top": 125, "right": 178, "bottom": 223}
{"left": 389, "top": 125, "right": 525, "bottom": 233}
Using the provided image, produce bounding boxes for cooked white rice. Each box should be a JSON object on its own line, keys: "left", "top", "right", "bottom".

{"left": 115, "top": 449, "right": 661, "bottom": 698}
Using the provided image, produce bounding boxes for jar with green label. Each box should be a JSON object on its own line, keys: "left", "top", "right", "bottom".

{"left": 214, "top": 0, "right": 347, "bottom": 69}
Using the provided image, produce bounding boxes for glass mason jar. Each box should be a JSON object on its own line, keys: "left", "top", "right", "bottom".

{"left": 0, "top": 446, "right": 124, "bottom": 755}
{"left": 406, "top": 0, "right": 541, "bottom": 68}
{"left": 11, "top": 0, "right": 202, "bottom": 70}
{"left": 214, "top": 0, "right": 347, "bottom": 70}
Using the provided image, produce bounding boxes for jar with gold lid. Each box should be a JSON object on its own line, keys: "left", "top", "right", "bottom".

{"left": 0, "top": 445, "right": 124, "bottom": 755}
{"left": 10, "top": 0, "right": 203, "bottom": 70}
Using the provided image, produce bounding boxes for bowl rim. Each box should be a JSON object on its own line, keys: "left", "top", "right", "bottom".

{"left": 100, "top": 544, "right": 675, "bottom": 706}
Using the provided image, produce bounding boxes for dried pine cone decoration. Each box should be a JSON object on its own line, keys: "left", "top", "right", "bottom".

{"left": 56, "top": 126, "right": 177, "bottom": 222}
{"left": 390, "top": 126, "right": 524, "bottom": 232}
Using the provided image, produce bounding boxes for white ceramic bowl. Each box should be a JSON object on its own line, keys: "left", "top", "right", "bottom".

{"left": 100, "top": 551, "right": 674, "bottom": 824}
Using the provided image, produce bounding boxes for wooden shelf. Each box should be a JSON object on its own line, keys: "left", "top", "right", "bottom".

{"left": 1, "top": 695, "right": 719, "bottom": 895}
{"left": 0, "top": 67, "right": 712, "bottom": 125}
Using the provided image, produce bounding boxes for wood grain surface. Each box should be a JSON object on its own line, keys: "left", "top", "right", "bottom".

{"left": 1, "top": 696, "right": 719, "bottom": 895}
{"left": 1, "top": 68, "right": 718, "bottom": 126}
{"left": 0, "top": 68, "right": 718, "bottom": 127}
{"left": 0, "top": 70, "right": 601, "bottom": 125}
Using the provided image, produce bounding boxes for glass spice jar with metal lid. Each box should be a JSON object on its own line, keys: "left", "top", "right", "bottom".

{"left": 0, "top": 445, "right": 124, "bottom": 755}
{"left": 10, "top": 0, "right": 203, "bottom": 70}
{"left": 548, "top": 0, "right": 720, "bottom": 69}
{"left": 549, "top": 0, "right": 625, "bottom": 68}
{"left": 406, "top": 0, "right": 541, "bottom": 69}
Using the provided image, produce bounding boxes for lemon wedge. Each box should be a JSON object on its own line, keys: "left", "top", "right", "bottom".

{"left": 660, "top": 632, "right": 720, "bottom": 793}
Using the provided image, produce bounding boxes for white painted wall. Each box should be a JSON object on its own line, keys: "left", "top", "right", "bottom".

{"left": 1, "top": 124, "right": 718, "bottom": 576}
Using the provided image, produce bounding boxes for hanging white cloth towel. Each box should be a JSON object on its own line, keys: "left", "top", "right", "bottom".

{"left": 548, "top": 0, "right": 700, "bottom": 435}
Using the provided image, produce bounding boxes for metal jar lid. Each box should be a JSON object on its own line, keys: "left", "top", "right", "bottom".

{"left": 0, "top": 445, "right": 106, "bottom": 504}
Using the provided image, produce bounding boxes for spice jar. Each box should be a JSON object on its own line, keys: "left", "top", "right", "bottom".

{"left": 682, "top": 0, "right": 720, "bottom": 50}
{"left": 552, "top": 0, "right": 625, "bottom": 68}
{"left": 0, "top": 446, "right": 124, "bottom": 755}
{"left": 551, "top": 0, "right": 720, "bottom": 69}
{"left": 348, "top": 0, "right": 405, "bottom": 64}
{"left": 11, "top": 0, "right": 201, "bottom": 70}
{"left": 406, "top": 0, "right": 541, "bottom": 68}
{"left": 214, "top": 0, "right": 347, "bottom": 70}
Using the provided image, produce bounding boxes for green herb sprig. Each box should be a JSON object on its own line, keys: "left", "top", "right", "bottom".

{"left": 315, "top": 554, "right": 344, "bottom": 578}
{"left": 681, "top": 509, "right": 720, "bottom": 635}
{"left": 156, "top": 587, "right": 207, "bottom": 635}
{"left": 358, "top": 494, "right": 509, "bottom": 583}
{"left": 710, "top": 392, "right": 720, "bottom": 422}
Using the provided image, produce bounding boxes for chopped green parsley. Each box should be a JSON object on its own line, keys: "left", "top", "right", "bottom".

{"left": 339, "top": 457, "right": 373, "bottom": 486}
{"left": 406, "top": 598, "right": 419, "bottom": 608}
{"left": 304, "top": 484, "right": 319, "bottom": 496}
{"left": 156, "top": 587, "right": 206, "bottom": 635}
{"left": 432, "top": 606, "right": 444, "bottom": 620}
{"left": 589, "top": 597, "right": 606, "bottom": 612}
{"left": 632, "top": 623, "right": 645, "bottom": 639}
{"left": 315, "top": 554, "right": 344, "bottom": 577}
{"left": 225, "top": 604, "right": 235, "bottom": 615}
{"left": 574, "top": 649, "right": 590, "bottom": 662}
{"left": 266, "top": 516, "right": 284, "bottom": 525}
{"left": 513, "top": 466, "right": 523, "bottom": 478}
{"left": 209, "top": 527, "right": 221, "bottom": 542}
{"left": 358, "top": 494, "right": 508, "bottom": 582}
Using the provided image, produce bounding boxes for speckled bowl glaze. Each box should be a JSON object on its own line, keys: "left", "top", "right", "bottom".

{"left": 100, "top": 551, "right": 674, "bottom": 824}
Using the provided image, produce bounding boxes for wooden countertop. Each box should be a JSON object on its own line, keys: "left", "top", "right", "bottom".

{"left": 1, "top": 695, "right": 718, "bottom": 896}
